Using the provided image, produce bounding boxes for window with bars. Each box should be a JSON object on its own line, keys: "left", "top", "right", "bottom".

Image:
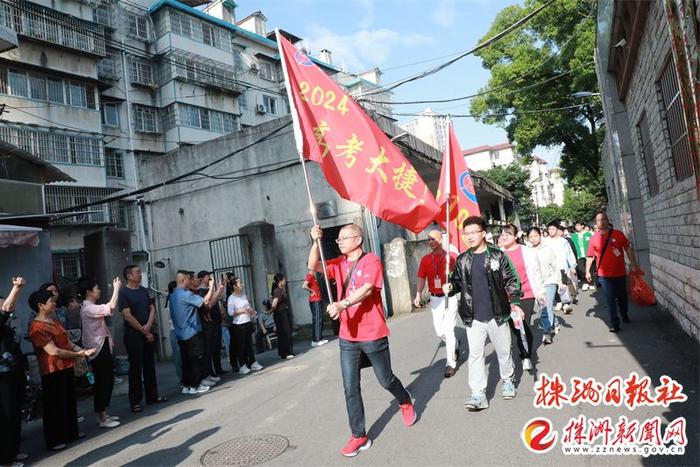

{"left": 636, "top": 112, "right": 659, "bottom": 196}
{"left": 128, "top": 56, "right": 154, "bottom": 86}
{"left": 127, "top": 13, "right": 149, "bottom": 40}
{"left": 168, "top": 10, "right": 232, "bottom": 52}
{"left": 169, "top": 51, "right": 238, "bottom": 92}
{"left": 0, "top": 0, "right": 106, "bottom": 55}
{"left": 44, "top": 186, "right": 118, "bottom": 224}
{"left": 133, "top": 104, "right": 160, "bottom": 133}
{"left": 238, "top": 91, "right": 247, "bottom": 112}
{"left": 93, "top": 3, "right": 112, "bottom": 27}
{"left": 657, "top": 57, "right": 694, "bottom": 181}
{"left": 161, "top": 103, "right": 177, "bottom": 130}
{"left": 0, "top": 123, "right": 103, "bottom": 166}
{"left": 105, "top": 148, "right": 124, "bottom": 178}
{"left": 177, "top": 103, "right": 236, "bottom": 133}
{"left": 233, "top": 50, "right": 243, "bottom": 70}
{"left": 52, "top": 252, "right": 82, "bottom": 280}
{"left": 97, "top": 48, "right": 121, "bottom": 81}
{"left": 0, "top": 65, "right": 97, "bottom": 109}
{"left": 259, "top": 61, "right": 277, "bottom": 81}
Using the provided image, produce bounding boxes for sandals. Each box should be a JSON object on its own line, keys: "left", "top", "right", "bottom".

{"left": 131, "top": 404, "right": 143, "bottom": 413}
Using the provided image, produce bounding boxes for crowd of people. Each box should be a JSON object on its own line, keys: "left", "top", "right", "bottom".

{"left": 0, "top": 210, "right": 641, "bottom": 462}
{"left": 0, "top": 260, "right": 323, "bottom": 466}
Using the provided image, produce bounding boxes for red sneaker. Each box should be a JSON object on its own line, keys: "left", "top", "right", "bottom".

{"left": 341, "top": 435, "right": 372, "bottom": 457}
{"left": 400, "top": 393, "right": 417, "bottom": 427}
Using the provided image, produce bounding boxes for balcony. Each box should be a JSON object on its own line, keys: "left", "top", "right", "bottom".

{"left": 45, "top": 185, "right": 123, "bottom": 225}
{"left": 0, "top": 0, "right": 106, "bottom": 56}
{"left": 167, "top": 50, "right": 241, "bottom": 95}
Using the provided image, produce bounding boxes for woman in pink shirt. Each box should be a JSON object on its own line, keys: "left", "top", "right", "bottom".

{"left": 500, "top": 224, "right": 544, "bottom": 372}
{"left": 79, "top": 276, "right": 122, "bottom": 429}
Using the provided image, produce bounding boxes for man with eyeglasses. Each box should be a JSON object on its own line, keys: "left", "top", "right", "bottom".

{"left": 413, "top": 230, "right": 459, "bottom": 378}
{"left": 443, "top": 215, "right": 522, "bottom": 411}
{"left": 308, "top": 223, "right": 416, "bottom": 458}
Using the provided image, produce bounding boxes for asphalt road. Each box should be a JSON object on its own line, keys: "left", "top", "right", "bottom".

{"left": 20, "top": 289, "right": 699, "bottom": 466}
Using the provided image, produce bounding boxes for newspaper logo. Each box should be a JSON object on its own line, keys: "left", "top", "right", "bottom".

{"left": 522, "top": 417, "right": 558, "bottom": 453}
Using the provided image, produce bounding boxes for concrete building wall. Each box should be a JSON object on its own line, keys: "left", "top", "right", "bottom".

{"left": 596, "top": 0, "right": 700, "bottom": 340}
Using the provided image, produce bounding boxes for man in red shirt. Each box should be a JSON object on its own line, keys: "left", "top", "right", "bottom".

{"left": 585, "top": 211, "right": 640, "bottom": 332}
{"left": 413, "top": 230, "right": 459, "bottom": 378}
{"left": 301, "top": 269, "right": 328, "bottom": 347}
{"left": 308, "top": 223, "right": 416, "bottom": 458}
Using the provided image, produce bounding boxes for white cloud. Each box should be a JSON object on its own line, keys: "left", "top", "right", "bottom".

{"left": 354, "top": 0, "right": 375, "bottom": 29}
{"left": 305, "top": 25, "right": 434, "bottom": 71}
{"left": 431, "top": 0, "right": 457, "bottom": 27}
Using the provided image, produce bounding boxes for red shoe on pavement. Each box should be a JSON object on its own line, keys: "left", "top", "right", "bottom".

{"left": 341, "top": 435, "right": 372, "bottom": 457}
{"left": 400, "top": 393, "right": 417, "bottom": 427}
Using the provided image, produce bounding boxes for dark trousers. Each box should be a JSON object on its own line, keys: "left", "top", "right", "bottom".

{"left": 201, "top": 321, "right": 216, "bottom": 377}
{"left": 598, "top": 276, "right": 629, "bottom": 328}
{"left": 231, "top": 322, "right": 256, "bottom": 368}
{"left": 226, "top": 326, "right": 239, "bottom": 371}
{"left": 510, "top": 298, "right": 534, "bottom": 360}
{"left": 91, "top": 339, "right": 114, "bottom": 413}
{"left": 210, "top": 319, "right": 223, "bottom": 373}
{"left": 340, "top": 337, "right": 410, "bottom": 437}
{"left": 41, "top": 368, "right": 78, "bottom": 449}
{"left": 178, "top": 332, "right": 207, "bottom": 388}
{"left": 0, "top": 372, "right": 24, "bottom": 463}
{"left": 124, "top": 332, "right": 158, "bottom": 405}
{"left": 273, "top": 309, "right": 293, "bottom": 358}
{"left": 309, "top": 301, "right": 324, "bottom": 342}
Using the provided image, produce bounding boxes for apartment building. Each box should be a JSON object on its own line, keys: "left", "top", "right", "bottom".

{"left": 0, "top": 0, "right": 392, "bottom": 281}
{"left": 529, "top": 156, "right": 564, "bottom": 208}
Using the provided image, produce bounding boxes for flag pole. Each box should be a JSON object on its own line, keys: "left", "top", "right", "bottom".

{"left": 275, "top": 29, "right": 335, "bottom": 304}
{"left": 444, "top": 115, "right": 451, "bottom": 312}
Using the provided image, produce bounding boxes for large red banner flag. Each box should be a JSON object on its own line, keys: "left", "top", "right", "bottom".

{"left": 436, "top": 122, "right": 480, "bottom": 256}
{"left": 276, "top": 32, "right": 440, "bottom": 233}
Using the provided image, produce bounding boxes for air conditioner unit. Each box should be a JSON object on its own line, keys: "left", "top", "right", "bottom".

{"left": 250, "top": 63, "right": 259, "bottom": 73}
{"left": 256, "top": 104, "right": 266, "bottom": 114}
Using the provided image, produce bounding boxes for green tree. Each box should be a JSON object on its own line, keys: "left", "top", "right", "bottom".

{"left": 470, "top": 0, "right": 606, "bottom": 198}
{"left": 562, "top": 187, "right": 603, "bottom": 223}
{"left": 480, "top": 162, "right": 536, "bottom": 222}
{"left": 537, "top": 204, "right": 567, "bottom": 226}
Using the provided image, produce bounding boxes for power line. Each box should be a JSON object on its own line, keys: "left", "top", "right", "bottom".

{"left": 359, "top": 0, "right": 558, "bottom": 98}
{"left": 392, "top": 103, "right": 587, "bottom": 119}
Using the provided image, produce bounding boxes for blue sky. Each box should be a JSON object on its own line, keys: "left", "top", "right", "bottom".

{"left": 235, "top": 0, "right": 561, "bottom": 167}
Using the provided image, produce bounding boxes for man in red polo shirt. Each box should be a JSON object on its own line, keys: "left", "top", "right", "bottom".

{"left": 308, "top": 223, "right": 416, "bottom": 458}
{"left": 413, "top": 230, "right": 459, "bottom": 378}
{"left": 585, "top": 211, "right": 639, "bottom": 332}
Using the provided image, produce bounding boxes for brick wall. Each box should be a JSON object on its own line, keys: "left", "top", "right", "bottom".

{"left": 622, "top": 0, "right": 700, "bottom": 340}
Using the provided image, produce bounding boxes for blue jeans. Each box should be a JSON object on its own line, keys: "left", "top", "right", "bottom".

{"left": 169, "top": 329, "right": 182, "bottom": 384}
{"left": 339, "top": 337, "right": 410, "bottom": 437}
{"left": 221, "top": 326, "right": 231, "bottom": 357}
{"left": 598, "top": 276, "right": 629, "bottom": 328}
{"left": 539, "top": 284, "right": 558, "bottom": 334}
{"left": 309, "top": 301, "right": 324, "bottom": 342}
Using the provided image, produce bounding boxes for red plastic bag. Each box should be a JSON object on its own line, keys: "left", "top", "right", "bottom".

{"left": 629, "top": 269, "right": 656, "bottom": 306}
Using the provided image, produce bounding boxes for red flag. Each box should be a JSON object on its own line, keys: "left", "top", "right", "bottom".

{"left": 277, "top": 32, "right": 440, "bottom": 233}
{"left": 436, "top": 122, "right": 480, "bottom": 256}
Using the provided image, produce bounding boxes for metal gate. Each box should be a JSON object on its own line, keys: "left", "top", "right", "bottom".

{"left": 209, "top": 234, "right": 255, "bottom": 305}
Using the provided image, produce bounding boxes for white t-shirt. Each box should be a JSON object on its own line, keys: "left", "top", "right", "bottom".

{"left": 227, "top": 293, "right": 252, "bottom": 325}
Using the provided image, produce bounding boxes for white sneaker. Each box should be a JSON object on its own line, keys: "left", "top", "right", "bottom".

{"left": 522, "top": 358, "right": 533, "bottom": 371}
{"left": 208, "top": 375, "right": 221, "bottom": 382}
{"left": 317, "top": 339, "right": 329, "bottom": 346}
{"left": 589, "top": 285, "right": 596, "bottom": 291}
{"left": 191, "top": 384, "right": 210, "bottom": 394}
{"left": 563, "top": 304, "right": 573, "bottom": 314}
{"left": 200, "top": 378, "right": 216, "bottom": 387}
{"left": 239, "top": 365, "right": 251, "bottom": 375}
{"left": 311, "top": 341, "right": 319, "bottom": 347}
{"left": 250, "top": 362, "right": 263, "bottom": 371}
{"left": 581, "top": 283, "right": 590, "bottom": 291}
{"left": 555, "top": 302, "right": 562, "bottom": 311}
{"left": 285, "top": 354, "right": 295, "bottom": 359}
{"left": 182, "top": 386, "right": 191, "bottom": 394}
{"left": 98, "top": 418, "right": 120, "bottom": 428}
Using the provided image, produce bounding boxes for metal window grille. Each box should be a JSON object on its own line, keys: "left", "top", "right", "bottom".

{"left": 238, "top": 91, "right": 247, "bottom": 111}
{"left": 0, "top": 64, "right": 96, "bottom": 109}
{"left": 0, "top": 123, "right": 103, "bottom": 166}
{"left": 636, "top": 112, "right": 659, "bottom": 196}
{"left": 45, "top": 186, "right": 119, "bottom": 224}
{"left": 167, "top": 50, "right": 239, "bottom": 93}
{"left": 177, "top": 103, "right": 236, "bottom": 134}
{"left": 657, "top": 58, "right": 693, "bottom": 180}
{"left": 102, "top": 103, "right": 119, "bottom": 126}
{"left": 127, "top": 13, "right": 148, "bottom": 40}
{"left": 52, "top": 251, "right": 82, "bottom": 280}
{"left": 93, "top": 3, "right": 112, "bottom": 27}
{"left": 0, "top": 0, "right": 105, "bottom": 55}
{"left": 128, "top": 55, "right": 154, "bottom": 87}
{"left": 259, "top": 61, "right": 276, "bottom": 81}
{"left": 168, "top": 10, "right": 232, "bottom": 52}
{"left": 98, "top": 48, "right": 121, "bottom": 81}
{"left": 105, "top": 148, "right": 123, "bottom": 178}
{"left": 133, "top": 104, "right": 160, "bottom": 133}
{"left": 160, "top": 103, "right": 177, "bottom": 130}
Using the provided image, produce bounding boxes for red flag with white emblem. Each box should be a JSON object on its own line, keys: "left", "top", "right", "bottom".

{"left": 277, "top": 32, "right": 440, "bottom": 233}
